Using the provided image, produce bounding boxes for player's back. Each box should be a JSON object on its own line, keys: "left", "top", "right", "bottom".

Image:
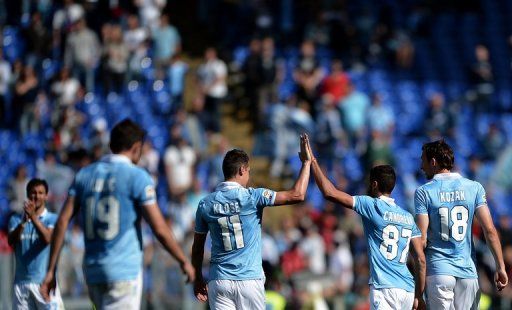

{"left": 71, "top": 154, "right": 155, "bottom": 283}
{"left": 195, "top": 182, "right": 275, "bottom": 280}
{"left": 354, "top": 195, "right": 420, "bottom": 292}
{"left": 415, "top": 172, "right": 486, "bottom": 278}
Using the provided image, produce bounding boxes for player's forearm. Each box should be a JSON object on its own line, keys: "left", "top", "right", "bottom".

{"left": 47, "top": 217, "right": 68, "bottom": 274}
{"left": 311, "top": 160, "right": 339, "bottom": 202}
{"left": 31, "top": 217, "right": 53, "bottom": 244}
{"left": 191, "top": 242, "right": 205, "bottom": 281}
{"left": 154, "top": 228, "right": 188, "bottom": 266}
{"left": 289, "top": 161, "right": 311, "bottom": 201}
{"left": 484, "top": 227, "right": 506, "bottom": 271}
{"left": 413, "top": 252, "right": 426, "bottom": 298}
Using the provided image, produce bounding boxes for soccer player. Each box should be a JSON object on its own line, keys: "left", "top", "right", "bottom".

{"left": 8, "top": 178, "right": 64, "bottom": 309}
{"left": 40, "top": 119, "right": 195, "bottom": 309}
{"left": 415, "top": 140, "right": 508, "bottom": 309}
{"left": 304, "top": 135, "right": 426, "bottom": 310}
{"left": 191, "top": 135, "right": 311, "bottom": 309}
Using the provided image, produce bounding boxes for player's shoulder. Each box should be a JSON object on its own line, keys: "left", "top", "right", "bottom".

{"left": 45, "top": 211, "right": 59, "bottom": 223}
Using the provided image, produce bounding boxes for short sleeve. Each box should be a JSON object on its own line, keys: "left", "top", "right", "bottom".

{"left": 353, "top": 195, "right": 375, "bottom": 219}
{"left": 8, "top": 214, "right": 21, "bottom": 233}
{"left": 411, "top": 223, "right": 422, "bottom": 238}
{"left": 133, "top": 169, "right": 157, "bottom": 206}
{"left": 194, "top": 201, "right": 208, "bottom": 234}
{"left": 414, "top": 187, "right": 428, "bottom": 215}
{"left": 249, "top": 188, "right": 276, "bottom": 208}
{"left": 473, "top": 182, "right": 487, "bottom": 209}
{"left": 68, "top": 176, "right": 78, "bottom": 197}
{"left": 46, "top": 214, "right": 58, "bottom": 229}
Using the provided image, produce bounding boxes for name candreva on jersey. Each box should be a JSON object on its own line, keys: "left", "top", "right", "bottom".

{"left": 439, "top": 190, "right": 466, "bottom": 203}
{"left": 383, "top": 211, "right": 414, "bottom": 225}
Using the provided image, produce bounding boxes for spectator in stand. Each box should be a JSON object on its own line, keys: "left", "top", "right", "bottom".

{"left": 367, "top": 92, "right": 395, "bottom": 138}
{"left": 364, "top": 130, "right": 395, "bottom": 169}
{"left": 424, "top": 92, "right": 454, "bottom": 140}
{"left": 36, "top": 153, "right": 74, "bottom": 212}
{"left": 0, "top": 49, "right": 12, "bottom": 127}
{"left": 197, "top": 47, "right": 228, "bottom": 133}
{"left": 152, "top": 14, "right": 181, "bottom": 77}
{"left": 481, "top": 123, "right": 506, "bottom": 161}
{"left": 124, "top": 14, "right": 148, "bottom": 55}
{"left": 136, "top": 0, "right": 166, "bottom": 31}
{"left": 12, "top": 66, "right": 39, "bottom": 133}
{"left": 52, "top": 0, "right": 85, "bottom": 57}
{"left": 320, "top": 59, "right": 350, "bottom": 102}
{"left": 51, "top": 67, "right": 81, "bottom": 109}
{"left": 338, "top": 82, "right": 369, "bottom": 153}
{"left": 168, "top": 192, "right": 195, "bottom": 243}
{"left": 64, "top": 18, "right": 100, "bottom": 92}
{"left": 168, "top": 53, "right": 188, "bottom": 113}
{"left": 164, "top": 125, "right": 197, "bottom": 198}
{"left": 23, "top": 12, "right": 50, "bottom": 70}
{"left": 242, "top": 38, "right": 263, "bottom": 126}
{"left": 102, "top": 24, "right": 129, "bottom": 93}
{"left": 293, "top": 40, "right": 324, "bottom": 115}
{"left": 138, "top": 140, "right": 160, "bottom": 183}
{"left": 299, "top": 220, "right": 326, "bottom": 275}
{"left": 259, "top": 37, "right": 281, "bottom": 116}
{"left": 314, "top": 94, "right": 345, "bottom": 169}
{"left": 469, "top": 44, "right": 494, "bottom": 113}
{"left": 7, "top": 165, "right": 30, "bottom": 214}
{"left": 328, "top": 231, "right": 354, "bottom": 297}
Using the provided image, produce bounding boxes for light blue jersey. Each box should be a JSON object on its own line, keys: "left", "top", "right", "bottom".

{"left": 415, "top": 172, "right": 486, "bottom": 279}
{"left": 8, "top": 209, "right": 58, "bottom": 284}
{"left": 195, "top": 182, "right": 276, "bottom": 280}
{"left": 69, "top": 154, "right": 156, "bottom": 284}
{"left": 354, "top": 195, "right": 421, "bottom": 292}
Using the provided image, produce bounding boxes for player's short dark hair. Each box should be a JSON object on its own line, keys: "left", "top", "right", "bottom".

{"left": 422, "top": 139, "right": 454, "bottom": 170}
{"left": 26, "top": 178, "right": 48, "bottom": 196}
{"left": 109, "top": 119, "right": 146, "bottom": 153}
{"left": 369, "top": 165, "right": 396, "bottom": 194}
{"left": 222, "top": 149, "right": 249, "bottom": 179}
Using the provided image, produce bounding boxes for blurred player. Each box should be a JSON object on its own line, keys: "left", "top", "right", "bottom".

{"left": 40, "top": 119, "right": 194, "bottom": 309}
{"left": 304, "top": 135, "right": 426, "bottom": 310}
{"left": 192, "top": 135, "right": 311, "bottom": 309}
{"left": 415, "top": 140, "right": 507, "bottom": 309}
{"left": 8, "top": 178, "right": 64, "bottom": 309}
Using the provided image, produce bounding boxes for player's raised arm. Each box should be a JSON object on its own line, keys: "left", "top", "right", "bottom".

{"left": 475, "top": 204, "right": 508, "bottom": 291}
{"left": 142, "top": 202, "right": 195, "bottom": 283}
{"left": 273, "top": 134, "right": 311, "bottom": 206}
{"left": 304, "top": 134, "right": 354, "bottom": 208}
{"left": 40, "top": 195, "right": 77, "bottom": 301}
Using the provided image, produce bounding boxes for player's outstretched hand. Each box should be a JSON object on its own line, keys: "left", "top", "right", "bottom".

{"left": 303, "top": 133, "right": 315, "bottom": 162}
{"left": 40, "top": 272, "right": 56, "bottom": 302}
{"left": 194, "top": 279, "right": 208, "bottom": 302}
{"left": 413, "top": 296, "right": 426, "bottom": 310}
{"left": 495, "top": 268, "right": 508, "bottom": 291}
{"left": 298, "top": 134, "right": 311, "bottom": 162}
{"left": 181, "top": 261, "right": 196, "bottom": 283}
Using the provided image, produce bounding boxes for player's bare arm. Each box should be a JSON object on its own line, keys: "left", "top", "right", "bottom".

{"left": 273, "top": 134, "right": 311, "bottom": 206}
{"left": 24, "top": 200, "right": 53, "bottom": 244}
{"left": 41, "top": 195, "right": 77, "bottom": 301}
{"left": 142, "top": 202, "right": 195, "bottom": 282}
{"left": 304, "top": 134, "right": 354, "bottom": 208}
{"left": 410, "top": 236, "right": 427, "bottom": 310}
{"left": 475, "top": 204, "right": 508, "bottom": 291}
{"left": 415, "top": 214, "right": 429, "bottom": 248}
{"left": 191, "top": 232, "right": 208, "bottom": 302}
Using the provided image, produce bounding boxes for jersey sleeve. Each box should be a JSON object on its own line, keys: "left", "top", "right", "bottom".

{"left": 45, "top": 214, "right": 58, "bottom": 229}
{"left": 414, "top": 187, "right": 428, "bottom": 215}
{"left": 474, "top": 182, "right": 487, "bottom": 208}
{"left": 194, "top": 201, "right": 208, "bottom": 234}
{"left": 411, "top": 222, "right": 422, "bottom": 239}
{"left": 249, "top": 188, "right": 276, "bottom": 208}
{"left": 353, "top": 195, "right": 375, "bottom": 219}
{"left": 8, "top": 214, "right": 21, "bottom": 233}
{"left": 133, "top": 169, "right": 157, "bottom": 207}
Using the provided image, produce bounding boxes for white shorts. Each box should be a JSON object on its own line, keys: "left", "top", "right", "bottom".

{"left": 426, "top": 275, "right": 480, "bottom": 310}
{"left": 369, "top": 286, "right": 414, "bottom": 310}
{"left": 87, "top": 272, "right": 142, "bottom": 310}
{"left": 208, "top": 279, "right": 265, "bottom": 310}
{"left": 13, "top": 282, "right": 64, "bottom": 310}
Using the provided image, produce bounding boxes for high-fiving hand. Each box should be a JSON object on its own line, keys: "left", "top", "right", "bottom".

{"left": 298, "top": 134, "right": 311, "bottom": 162}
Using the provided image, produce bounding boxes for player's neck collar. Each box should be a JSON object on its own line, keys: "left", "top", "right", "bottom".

{"left": 378, "top": 195, "right": 395, "bottom": 206}
{"left": 101, "top": 154, "right": 132, "bottom": 164}
{"left": 433, "top": 172, "right": 462, "bottom": 180}
{"left": 216, "top": 181, "right": 243, "bottom": 191}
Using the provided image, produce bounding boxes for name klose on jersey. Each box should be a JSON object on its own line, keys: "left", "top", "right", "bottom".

{"left": 439, "top": 190, "right": 465, "bottom": 203}
{"left": 213, "top": 201, "right": 241, "bottom": 215}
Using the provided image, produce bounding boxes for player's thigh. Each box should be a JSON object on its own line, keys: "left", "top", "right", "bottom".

{"left": 12, "top": 283, "right": 30, "bottom": 310}
{"left": 454, "top": 278, "right": 480, "bottom": 310}
{"left": 88, "top": 273, "right": 142, "bottom": 310}
{"left": 236, "top": 279, "right": 265, "bottom": 310}
{"left": 426, "top": 275, "right": 456, "bottom": 310}
{"left": 370, "top": 286, "right": 413, "bottom": 310}
{"left": 208, "top": 280, "right": 237, "bottom": 310}
{"left": 29, "top": 283, "right": 64, "bottom": 310}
